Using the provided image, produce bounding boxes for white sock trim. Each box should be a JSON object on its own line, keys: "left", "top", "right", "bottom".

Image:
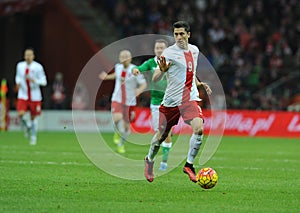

{"left": 161, "top": 141, "right": 172, "bottom": 148}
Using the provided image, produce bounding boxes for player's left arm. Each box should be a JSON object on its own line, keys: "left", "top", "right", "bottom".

{"left": 30, "top": 65, "right": 47, "bottom": 86}
{"left": 196, "top": 78, "right": 212, "bottom": 95}
{"left": 195, "top": 46, "right": 212, "bottom": 95}
{"left": 135, "top": 75, "right": 147, "bottom": 96}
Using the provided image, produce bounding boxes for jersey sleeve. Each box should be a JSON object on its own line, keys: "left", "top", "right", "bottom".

{"left": 34, "top": 64, "right": 47, "bottom": 86}
{"left": 15, "top": 63, "right": 21, "bottom": 84}
{"left": 136, "top": 73, "right": 147, "bottom": 85}
{"left": 136, "top": 59, "right": 151, "bottom": 73}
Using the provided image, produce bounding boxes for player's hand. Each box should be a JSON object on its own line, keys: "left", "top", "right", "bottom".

{"left": 26, "top": 77, "right": 35, "bottom": 83}
{"left": 132, "top": 68, "right": 140, "bottom": 76}
{"left": 98, "top": 72, "right": 107, "bottom": 80}
{"left": 157, "top": 56, "right": 171, "bottom": 72}
{"left": 198, "top": 82, "right": 212, "bottom": 95}
{"left": 15, "top": 84, "right": 20, "bottom": 92}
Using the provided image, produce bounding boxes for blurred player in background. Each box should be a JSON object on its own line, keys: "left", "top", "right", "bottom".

{"left": 15, "top": 48, "right": 47, "bottom": 145}
{"left": 144, "top": 21, "right": 212, "bottom": 182}
{"left": 132, "top": 39, "right": 172, "bottom": 171}
{"left": 99, "top": 50, "right": 147, "bottom": 154}
{"left": 51, "top": 72, "right": 67, "bottom": 109}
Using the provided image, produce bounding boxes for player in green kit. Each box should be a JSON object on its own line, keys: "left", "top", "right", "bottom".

{"left": 132, "top": 39, "right": 172, "bottom": 171}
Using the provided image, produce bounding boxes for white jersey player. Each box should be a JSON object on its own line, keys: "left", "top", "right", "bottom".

{"left": 111, "top": 63, "right": 146, "bottom": 106}
{"left": 160, "top": 43, "right": 202, "bottom": 107}
{"left": 99, "top": 50, "right": 147, "bottom": 154}
{"left": 144, "top": 21, "right": 212, "bottom": 183}
{"left": 132, "top": 39, "right": 173, "bottom": 171}
{"left": 15, "top": 48, "right": 47, "bottom": 145}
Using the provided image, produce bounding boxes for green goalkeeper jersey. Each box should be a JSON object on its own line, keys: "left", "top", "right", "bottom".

{"left": 136, "top": 57, "right": 167, "bottom": 105}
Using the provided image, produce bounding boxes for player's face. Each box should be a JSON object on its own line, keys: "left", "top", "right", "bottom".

{"left": 174, "top": 28, "right": 190, "bottom": 50}
{"left": 119, "top": 51, "right": 132, "bottom": 67}
{"left": 24, "top": 50, "right": 35, "bottom": 64}
{"left": 154, "top": 42, "right": 167, "bottom": 57}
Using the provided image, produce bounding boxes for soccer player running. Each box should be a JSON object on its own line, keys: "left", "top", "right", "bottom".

{"left": 99, "top": 50, "right": 147, "bottom": 154}
{"left": 132, "top": 39, "right": 172, "bottom": 171}
{"left": 144, "top": 21, "right": 212, "bottom": 182}
{"left": 15, "top": 48, "right": 47, "bottom": 145}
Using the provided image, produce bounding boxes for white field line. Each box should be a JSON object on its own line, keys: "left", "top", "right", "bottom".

{"left": 0, "top": 159, "right": 92, "bottom": 167}
{"left": 211, "top": 157, "right": 300, "bottom": 163}
{"left": 0, "top": 159, "right": 297, "bottom": 172}
{"left": 0, "top": 149, "right": 78, "bottom": 156}
{"left": 215, "top": 166, "right": 297, "bottom": 172}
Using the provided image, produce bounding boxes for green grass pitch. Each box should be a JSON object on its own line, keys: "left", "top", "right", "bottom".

{"left": 0, "top": 131, "right": 299, "bottom": 212}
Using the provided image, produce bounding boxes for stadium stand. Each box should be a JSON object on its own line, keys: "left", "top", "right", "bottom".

{"left": 0, "top": 0, "right": 299, "bottom": 110}
{"left": 89, "top": 0, "right": 300, "bottom": 111}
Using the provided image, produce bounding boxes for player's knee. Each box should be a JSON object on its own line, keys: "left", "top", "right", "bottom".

{"left": 18, "top": 111, "right": 26, "bottom": 117}
{"left": 193, "top": 123, "right": 203, "bottom": 135}
{"left": 124, "top": 122, "right": 130, "bottom": 132}
{"left": 159, "top": 131, "right": 169, "bottom": 143}
{"left": 191, "top": 118, "right": 203, "bottom": 135}
{"left": 194, "top": 128, "right": 203, "bottom": 135}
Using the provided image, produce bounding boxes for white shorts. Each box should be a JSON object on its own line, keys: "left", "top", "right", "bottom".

{"left": 150, "top": 104, "right": 160, "bottom": 131}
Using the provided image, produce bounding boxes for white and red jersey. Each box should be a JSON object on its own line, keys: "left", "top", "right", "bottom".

{"left": 15, "top": 61, "right": 47, "bottom": 101}
{"left": 161, "top": 43, "right": 201, "bottom": 107}
{"left": 111, "top": 63, "right": 146, "bottom": 106}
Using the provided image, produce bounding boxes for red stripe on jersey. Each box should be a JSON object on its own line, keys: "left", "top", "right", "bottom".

{"left": 25, "top": 68, "right": 31, "bottom": 101}
{"left": 121, "top": 70, "right": 126, "bottom": 104}
{"left": 182, "top": 51, "right": 194, "bottom": 103}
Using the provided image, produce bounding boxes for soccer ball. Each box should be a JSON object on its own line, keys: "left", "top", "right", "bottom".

{"left": 196, "top": 167, "right": 218, "bottom": 189}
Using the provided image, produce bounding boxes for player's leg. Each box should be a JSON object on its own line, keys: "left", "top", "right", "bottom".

{"left": 29, "top": 115, "right": 37, "bottom": 145}
{"left": 111, "top": 101, "right": 124, "bottom": 144}
{"left": 112, "top": 112, "right": 123, "bottom": 142}
{"left": 116, "top": 105, "right": 135, "bottom": 153}
{"left": 147, "top": 129, "right": 167, "bottom": 161}
{"left": 116, "top": 120, "right": 130, "bottom": 154}
{"left": 160, "top": 131, "right": 172, "bottom": 171}
{"left": 144, "top": 128, "right": 172, "bottom": 182}
{"left": 29, "top": 101, "right": 42, "bottom": 145}
{"left": 113, "top": 132, "right": 121, "bottom": 144}
{"left": 151, "top": 104, "right": 172, "bottom": 171}
{"left": 187, "top": 117, "right": 203, "bottom": 164}
{"left": 112, "top": 111, "right": 125, "bottom": 153}
{"left": 144, "top": 129, "right": 167, "bottom": 182}
{"left": 144, "top": 106, "right": 179, "bottom": 182}
{"left": 17, "top": 99, "right": 30, "bottom": 138}
{"left": 147, "top": 105, "right": 178, "bottom": 162}
{"left": 181, "top": 102, "right": 204, "bottom": 182}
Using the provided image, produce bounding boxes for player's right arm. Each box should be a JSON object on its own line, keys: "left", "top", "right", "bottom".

{"left": 98, "top": 72, "right": 116, "bottom": 80}
{"left": 157, "top": 56, "right": 171, "bottom": 72}
{"left": 153, "top": 50, "right": 172, "bottom": 82}
{"left": 15, "top": 63, "right": 22, "bottom": 91}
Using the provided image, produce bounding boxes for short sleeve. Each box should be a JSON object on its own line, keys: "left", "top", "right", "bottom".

{"left": 15, "top": 63, "right": 21, "bottom": 84}
{"left": 136, "top": 73, "right": 146, "bottom": 84}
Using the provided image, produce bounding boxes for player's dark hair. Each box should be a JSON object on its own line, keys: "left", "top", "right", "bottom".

{"left": 173, "top": 21, "right": 190, "bottom": 32}
{"left": 155, "top": 39, "right": 168, "bottom": 46}
{"left": 25, "top": 47, "right": 35, "bottom": 53}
